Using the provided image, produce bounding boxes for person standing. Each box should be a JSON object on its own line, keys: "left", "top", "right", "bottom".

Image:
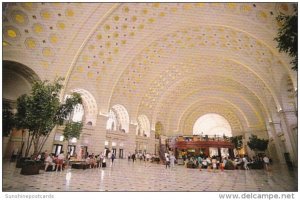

{"left": 99, "top": 152, "right": 104, "bottom": 168}
{"left": 197, "top": 156, "right": 203, "bottom": 171}
{"left": 165, "top": 155, "right": 170, "bottom": 169}
{"left": 128, "top": 152, "right": 131, "bottom": 162}
{"left": 243, "top": 155, "right": 249, "bottom": 170}
{"left": 170, "top": 153, "right": 176, "bottom": 169}
{"left": 66, "top": 152, "right": 71, "bottom": 168}
{"left": 212, "top": 156, "right": 217, "bottom": 172}
{"left": 263, "top": 155, "right": 270, "bottom": 171}
{"left": 132, "top": 153, "right": 136, "bottom": 163}
{"left": 111, "top": 153, "right": 115, "bottom": 166}
{"left": 56, "top": 151, "right": 65, "bottom": 172}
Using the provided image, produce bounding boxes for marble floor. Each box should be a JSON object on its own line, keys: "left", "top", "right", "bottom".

{"left": 2, "top": 159, "right": 298, "bottom": 192}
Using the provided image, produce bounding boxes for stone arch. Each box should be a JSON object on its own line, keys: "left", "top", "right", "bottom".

{"left": 69, "top": 88, "right": 98, "bottom": 126}
{"left": 106, "top": 109, "right": 117, "bottom": 131}
{"left": 279, "top": 74, "right": 297, "bottom": 113}
{"left": 137, "top": 115, "right": 151, "bottom": 137}
{"left": 193, "top": 113, "right": 232, "bottom": 137}
{"left": 3, "top": 60, "right": 40, "bottom": 103}
{"left": 110, "top": 104, "right": 130, "bottom": 133}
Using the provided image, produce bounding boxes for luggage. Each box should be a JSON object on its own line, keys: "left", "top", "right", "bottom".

{"left": 102, "top": 162, "right": 106, "bottom": 168}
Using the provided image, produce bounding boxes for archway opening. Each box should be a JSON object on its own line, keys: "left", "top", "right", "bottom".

{"left": 137, "top": 115, "right": 150, "bottom": 137}
{"left": 3, "top": 60, "right": 40, "bottom": 103}
{"left": 193, "top": 113, "right": 232, "bottom": 137}
{"left": 106, "top": 104, "right": 129, "bottom": 133}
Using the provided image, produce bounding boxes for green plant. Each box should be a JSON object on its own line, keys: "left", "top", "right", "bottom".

{"left": 274, "top": 5, "right": 298, "bottom": 71}
{"left": 230, "top": 135, "right": 243, "bottom": 150}
{"left": 224, "top": 160, "right": 235, "bottom": 170}
{"left": 247, "top": 134, "right": 269, "bottom": 152}
{"left": 2, "top": 101, "right": 15, "bottom": 137}
{"left": 63, "top": 121, "right": 83, "bottom": 143}
{"left": 14, "top": 77, "right": 82, "bottom": 157}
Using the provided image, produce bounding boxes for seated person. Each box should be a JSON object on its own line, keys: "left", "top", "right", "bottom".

{"left": 44, "top": 153, "right": 55, "bottom": 171}
{"left": 85, "top": 156, "right": 91, "bottom": 164}
{"left": 202, "top": 158, "right": 208, "bottom": 168}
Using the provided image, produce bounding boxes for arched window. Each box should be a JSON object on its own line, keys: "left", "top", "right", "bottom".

{"left": 137, "top": 115, "right": 150, "bottom": 137}
{"left": 106, "top": 110, "right": 117, "bottom": 131}
{"left": 69, "top": 88, "right": 98, "bottom": 126}
{"left": 193, "top": 113, "right": 232, "bottom": 137}
{"left": 107, "top": 104, "right": 129, "bottom": 133}
{"left": 64, "top": 95, "right": 84, "bottom": 122}
{"left": 72, "top": 104, "right": 84, "bottom": 122}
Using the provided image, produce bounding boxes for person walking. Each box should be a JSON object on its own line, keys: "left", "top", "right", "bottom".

{"left": 165, "top": 155, "right": 170, "bottom": 169}
{"left": 111, "top": 153, "right": 116, "bottom": 166}
{"left": 128, "top": 152, "right": 131, "bottom": 162}
{"left": 170, "top": 153, "right": 176, "bottom": 169}
{"left": 132, "top": 153, "right": 136, "bottom": 163}
{"left": 197, "top": 156, "right": 203, "bottom": 171}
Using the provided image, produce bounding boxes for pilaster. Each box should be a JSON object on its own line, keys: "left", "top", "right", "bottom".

{"left": 127, "top": 124, "right": 137, "bottom": 155}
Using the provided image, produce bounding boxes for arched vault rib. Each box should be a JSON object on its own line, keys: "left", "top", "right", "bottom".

{"left": 144, "top": 73, "right": 272, "bottom": 130}
{"left": 150, "top": 75, "right": 267, "bottom": 129}
{"left": 173, "top": 97, "right": 255, "bottom": 135}
{"left": 178, "top": 103, "right": 244, "bottom": 137}
{"left": 164, "top": 90, "right": 265, "bottom": 132}
{"left": 111, "top": 24, "right": 288, "bottom": 118}
{"left": 135, "top": 57, "right": 278, "bottom": 123}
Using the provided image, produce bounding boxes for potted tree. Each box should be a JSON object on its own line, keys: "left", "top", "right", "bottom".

{"left": 14, "top": 77, "right": 82, "bottom": 174}
{"left": 63, "top": 121, "right": 83, "bottom": 147}
{"left": 247, "top": 134, "right": 269, "bottom": 169}
{"left": 247, "top": 134, "right": 269, "bottom": 153}
{"left": 63, "top": 121, "right": 83, "bottom": 168}
{"left": 230, "top": 135, "right": 243, "bottom": 155}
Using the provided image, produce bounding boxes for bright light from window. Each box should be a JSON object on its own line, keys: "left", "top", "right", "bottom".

{"left": 72, "top": 104, "right": 84, "bottom": 122}
{"left": 55, "top": 134, "right": 64, "bottom": 141}
{"left": 193, "top": 113, "right": 232, "bottom": 137}
{"left": 71, "top": 138, "right": 77, "bottom": 143}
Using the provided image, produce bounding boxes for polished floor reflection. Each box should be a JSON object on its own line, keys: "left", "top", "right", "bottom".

{"left": 2, "top": 159, "right": 298, "bottom": 192}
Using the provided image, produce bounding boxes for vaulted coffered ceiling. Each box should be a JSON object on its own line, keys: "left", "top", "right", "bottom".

{"left": 3, "top": 2, "right": 297, "bottom": 137}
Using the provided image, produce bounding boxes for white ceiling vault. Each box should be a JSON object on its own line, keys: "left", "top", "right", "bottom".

{"left": 3, "top": 2, "right": 297, "bottom": 137}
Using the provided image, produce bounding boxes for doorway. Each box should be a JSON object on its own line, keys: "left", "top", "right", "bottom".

{"left": 52, "top": 144, "right": 63, "bottom": 156}
{"left": 112, "top": 148, "right": 117, "bottom": 157}
{"left": 119, "top": 149, "right": 123, "bottom": 158}
{"left": 68, "top": 145, "right": 76, "bottom": 156}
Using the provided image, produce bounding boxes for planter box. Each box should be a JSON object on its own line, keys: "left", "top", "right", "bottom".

{"left": 21, "top": 164, "right": 39, "bottom": 175}
{"left": 16, "top": 157, "right": 31, "bottom": 168}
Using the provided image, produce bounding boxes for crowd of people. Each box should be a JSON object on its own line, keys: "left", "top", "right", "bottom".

{"left": 23, "top": 149, "right": 271, "bottom": 172}
{"left": 181, "top": 154, "right": 271, "bottom": 171}
{"left": 127, "top": 152, "right": 160, "bottom": 164}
